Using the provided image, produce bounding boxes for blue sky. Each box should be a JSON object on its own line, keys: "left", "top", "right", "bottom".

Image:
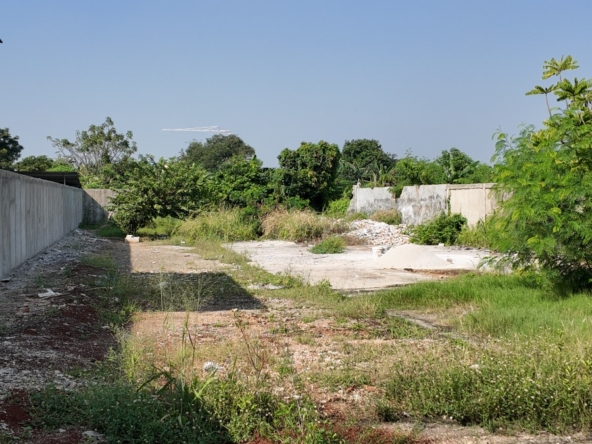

{"left": 2, "top": 0, "right": 592, "bottom": 167}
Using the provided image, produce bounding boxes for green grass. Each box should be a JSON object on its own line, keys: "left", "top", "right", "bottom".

{"left": 369, "top": 209, "right": 402, "bottom": 225}
{"left": 177, "top": 208, "right": 260, "bottom": 242}
{"left": 31, "top": 234, "right": 592, "bottom": 438}
{"left": 96, "top": 222, "right": 126, "bottom": 238}
{"left": 262, "top": 208, "right": 347, "bottom": 242}
{"left": 310, "top": 236, "right": 346, "bottom": 254}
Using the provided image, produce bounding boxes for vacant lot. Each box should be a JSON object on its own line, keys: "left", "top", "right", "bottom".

{"left": 1, "top": 233, "right": 590, "bottom": 443}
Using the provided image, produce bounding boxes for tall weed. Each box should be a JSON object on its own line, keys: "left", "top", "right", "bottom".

{"left": 262, "top": 209, "right": 347, "bottom": 242}
{"left": 177, "top": 208, "right": 260, "bottom": 242}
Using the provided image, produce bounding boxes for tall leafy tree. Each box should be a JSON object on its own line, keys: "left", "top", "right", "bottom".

{"left": 181, "top": 134, "right": 255, "bottom": 172}
{"left": 340, "top": 139, "right": 396, "bottom": 185}
{"left": 276, "top": 141, "right": 341, "bottom": 210}
{"left": 47, "top": 117, "right": 137, "bottom": 186}
{"left": 0, "top": 128, "right": 24, "bottom": 170}
{"left": 435, "top": 148, "right": 491, "bottom": 184}
{"left": 13, "top": 155, "right": 56, "bottom": 172}
{"left": 492, "top": 56, "right": 592, "bottom": 290}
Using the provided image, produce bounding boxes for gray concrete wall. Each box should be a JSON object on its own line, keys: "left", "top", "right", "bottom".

{"left": 0, "top": 169, "right": 83, "bottom": 279}
{"left": 83, "top": 189, "right": 117, "bottom": 225}
{"left": 347, "top": 184, "right": 397, "bottom": 214}
{"left": 448, "top": 183, "right": 497, "bottom": 226}
{"left": 397, "top": 184, "right": 448, "bottom": 225}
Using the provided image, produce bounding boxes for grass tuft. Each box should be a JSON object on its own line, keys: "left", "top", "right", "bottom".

{"left": 262, "top": 209, "right": 347, "bottom": 242}
{"left": 310, "top": 236, "right": 346, "bottom": 254}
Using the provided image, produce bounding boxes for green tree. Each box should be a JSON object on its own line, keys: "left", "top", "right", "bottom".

{"left": 110, "top": 156, "right": 212, "bottom": 234}
{"left": 491, "top": 56, "right": 592, "bottom": 289}
{"left": 435, "top": 148, "right": 492, "bottom": 184}
{"left": 181, "top": 134, "right": 255, "bottom": 172}
{"left": 276, "top": 141, "right": 341, "bottom": 210}
{"left": 391, "top": 153, "right": 445, "bottom": 196}
{"left": 13, "top": 155, "right": 55, "bottom": 172}
{"left": 47, "top": 117, "right": 137, "bottom": 186}
{"left": 0, "top": 128, "right": 24, "bottom": 170}
{"left": 340, "top": 139, "right": 396, "bottom": 185}
{"left": 214, "top": 156, "right": 271, "bottom": 207}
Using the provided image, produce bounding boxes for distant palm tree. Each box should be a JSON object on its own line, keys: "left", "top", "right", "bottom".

{"left": 542, "top": 55, "right": 579, "bottom": 81}
{"left": 526, "top": 85, "right": 557, "bottom": 116}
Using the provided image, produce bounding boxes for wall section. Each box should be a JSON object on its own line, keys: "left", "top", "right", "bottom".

{"left": 448, "top": 183, "right": 497, "bottom": 226}
{"left": 347, "top": 185, "right": 397, "bottom": 214}
{"left": 0, "top": 170, "right": 83, "bottom": 279}
{"left": 397, "top": 184, "right": 448, "bottom": 225}
{"left": 83, "top": 189, "right": 117, "bottom": 225}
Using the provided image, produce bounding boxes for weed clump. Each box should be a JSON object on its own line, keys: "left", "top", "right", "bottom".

{"left": 261, "top": 208, "right": 346, "bottom": 242}
{"left": 177, "top": 208, "right": 260, "bottom": 242}
{"left": 369, "top": 209, "right": 402, "bottom": 225}
{"left": 137, "top": 216, "right": 182, "bottom": 239}
{"left": 410, "top": 212, "right": 467, "bottom": 245}
{"left": 310, "top": 236, "right": 346, "bottom": 254}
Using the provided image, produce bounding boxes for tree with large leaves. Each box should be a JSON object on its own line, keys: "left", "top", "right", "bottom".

{"left": 0, "top": 128, "right": 24, "bottom": 170}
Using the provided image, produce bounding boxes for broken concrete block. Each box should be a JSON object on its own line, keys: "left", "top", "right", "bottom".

{"left": 125, "top": 235, "right": 140, "bottom": 243}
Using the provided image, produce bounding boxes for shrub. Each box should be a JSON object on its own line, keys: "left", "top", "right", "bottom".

{"left": 369, "top": 209, "right": 402, "bottom": 225}
{"left": 137, "top": 216, "right": 182, "bottom": 239}
{"left": 310, "top": 236, "right": 346, "bottom": 254}
{"left": 324, "top": 196, "right": 351, "bottom": 219}
{"left": 261, "top": 209, "right": 346, "bottom": 242}
{"left": 410, "top": 212, "right": 467, "bottom": 245}
{"left": 177, "top": 208, "right": 260, "bottom": 242}
{"left": 455, "top": 217, "right": 496, "bottom": 249}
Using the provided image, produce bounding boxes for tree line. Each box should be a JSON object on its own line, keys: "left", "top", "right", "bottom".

{"left": 1, "top": 120, "right": 492, "bottom": 228}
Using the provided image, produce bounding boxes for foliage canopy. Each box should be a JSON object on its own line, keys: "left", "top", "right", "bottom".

{"left": 492, "top": 55, "right": 592, "bottom": 289}
{"left": 0, "top": 128, "right": 24, "bottom": 170}
{"left": 47, "top": 117, "right": 137, "bottom": 187}
{"left": 182, "top": 134, "right": 255, "bottom": 172}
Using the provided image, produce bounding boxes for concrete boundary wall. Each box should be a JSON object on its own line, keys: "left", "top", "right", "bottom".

{"left": 397, "top": 184, "right": 449, "bottom": 225}
{"left": 0, "top": 169, "right": 83, "bottom": 279}
{"left": 83, "top": 189, "right": 117, "bottom": 225}
{"left": 347, "top": 183, "right": 499, "bottom": 226}
{"left": 448, "top": 183, "right": 497, "bottom": 226}
{"left": 347, "top": 184, "right": 397, "bottom": 214}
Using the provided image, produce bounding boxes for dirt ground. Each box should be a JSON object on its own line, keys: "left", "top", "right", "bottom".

{"left": 0, "top": 231, "right": 589, "bottom": 443}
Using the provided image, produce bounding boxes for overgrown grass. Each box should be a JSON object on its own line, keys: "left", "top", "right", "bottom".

{"left": 33, "top": 234, "right": 592, "bottom": 438}
{"left": 176, "top": 207, "right": 260, "bottom": 242}
{"left": 310, "top": 236, "right": 346, "bottom": 254}
{"left": 96, "top": 222, "right": 126, "bottom": 238}
{"left": 455, "top": 217, "right": 496, "bottom": 249}
{"left": 262, "top": 208, "right": 347, "bottom": 242}
{"left": 369, "top": 209, "right": 402, "bottom": 225}
{"left": 137, "top": 216, "right": 182, "bottom": 239}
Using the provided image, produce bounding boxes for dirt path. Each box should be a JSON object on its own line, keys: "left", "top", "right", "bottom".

{"left": 0, "top": 234, "right": 589, "bottom": 443}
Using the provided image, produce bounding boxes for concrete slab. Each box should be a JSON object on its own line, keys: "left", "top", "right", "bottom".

{"left": 228, "top": 241, "right": 491, "bottom": 292}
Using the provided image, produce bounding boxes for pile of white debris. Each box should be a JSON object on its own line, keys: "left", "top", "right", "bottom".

{"left": 346, "top": 220, "right": 410, "bottom": 246}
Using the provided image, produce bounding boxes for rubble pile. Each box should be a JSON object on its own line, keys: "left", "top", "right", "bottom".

{"left": 346, "top": 220, "right": 410, "bottom": 246}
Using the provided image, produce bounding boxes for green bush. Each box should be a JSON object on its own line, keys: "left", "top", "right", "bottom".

{"left": 324, "top": 196, "right": 351, "bottom": 219}
{"left": 96, "top": 222, "right": 126, "bottom": 238}
{"left": 177, "top": 208, "right": 260, "bottom": 242}
{"left": 410, "top": 212, "right": 467, "bottom": 245}
{"left": 369, "top": 209, "right": 402, "bottom": 225}
{"left": 455, "top": 218, "right": 495, "bottom": 249}
{"left": 137, "top": 216, "right": 182, "bottom": 239}
{"left": 309, "top": 236, "right": 346, "bottom": 254}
